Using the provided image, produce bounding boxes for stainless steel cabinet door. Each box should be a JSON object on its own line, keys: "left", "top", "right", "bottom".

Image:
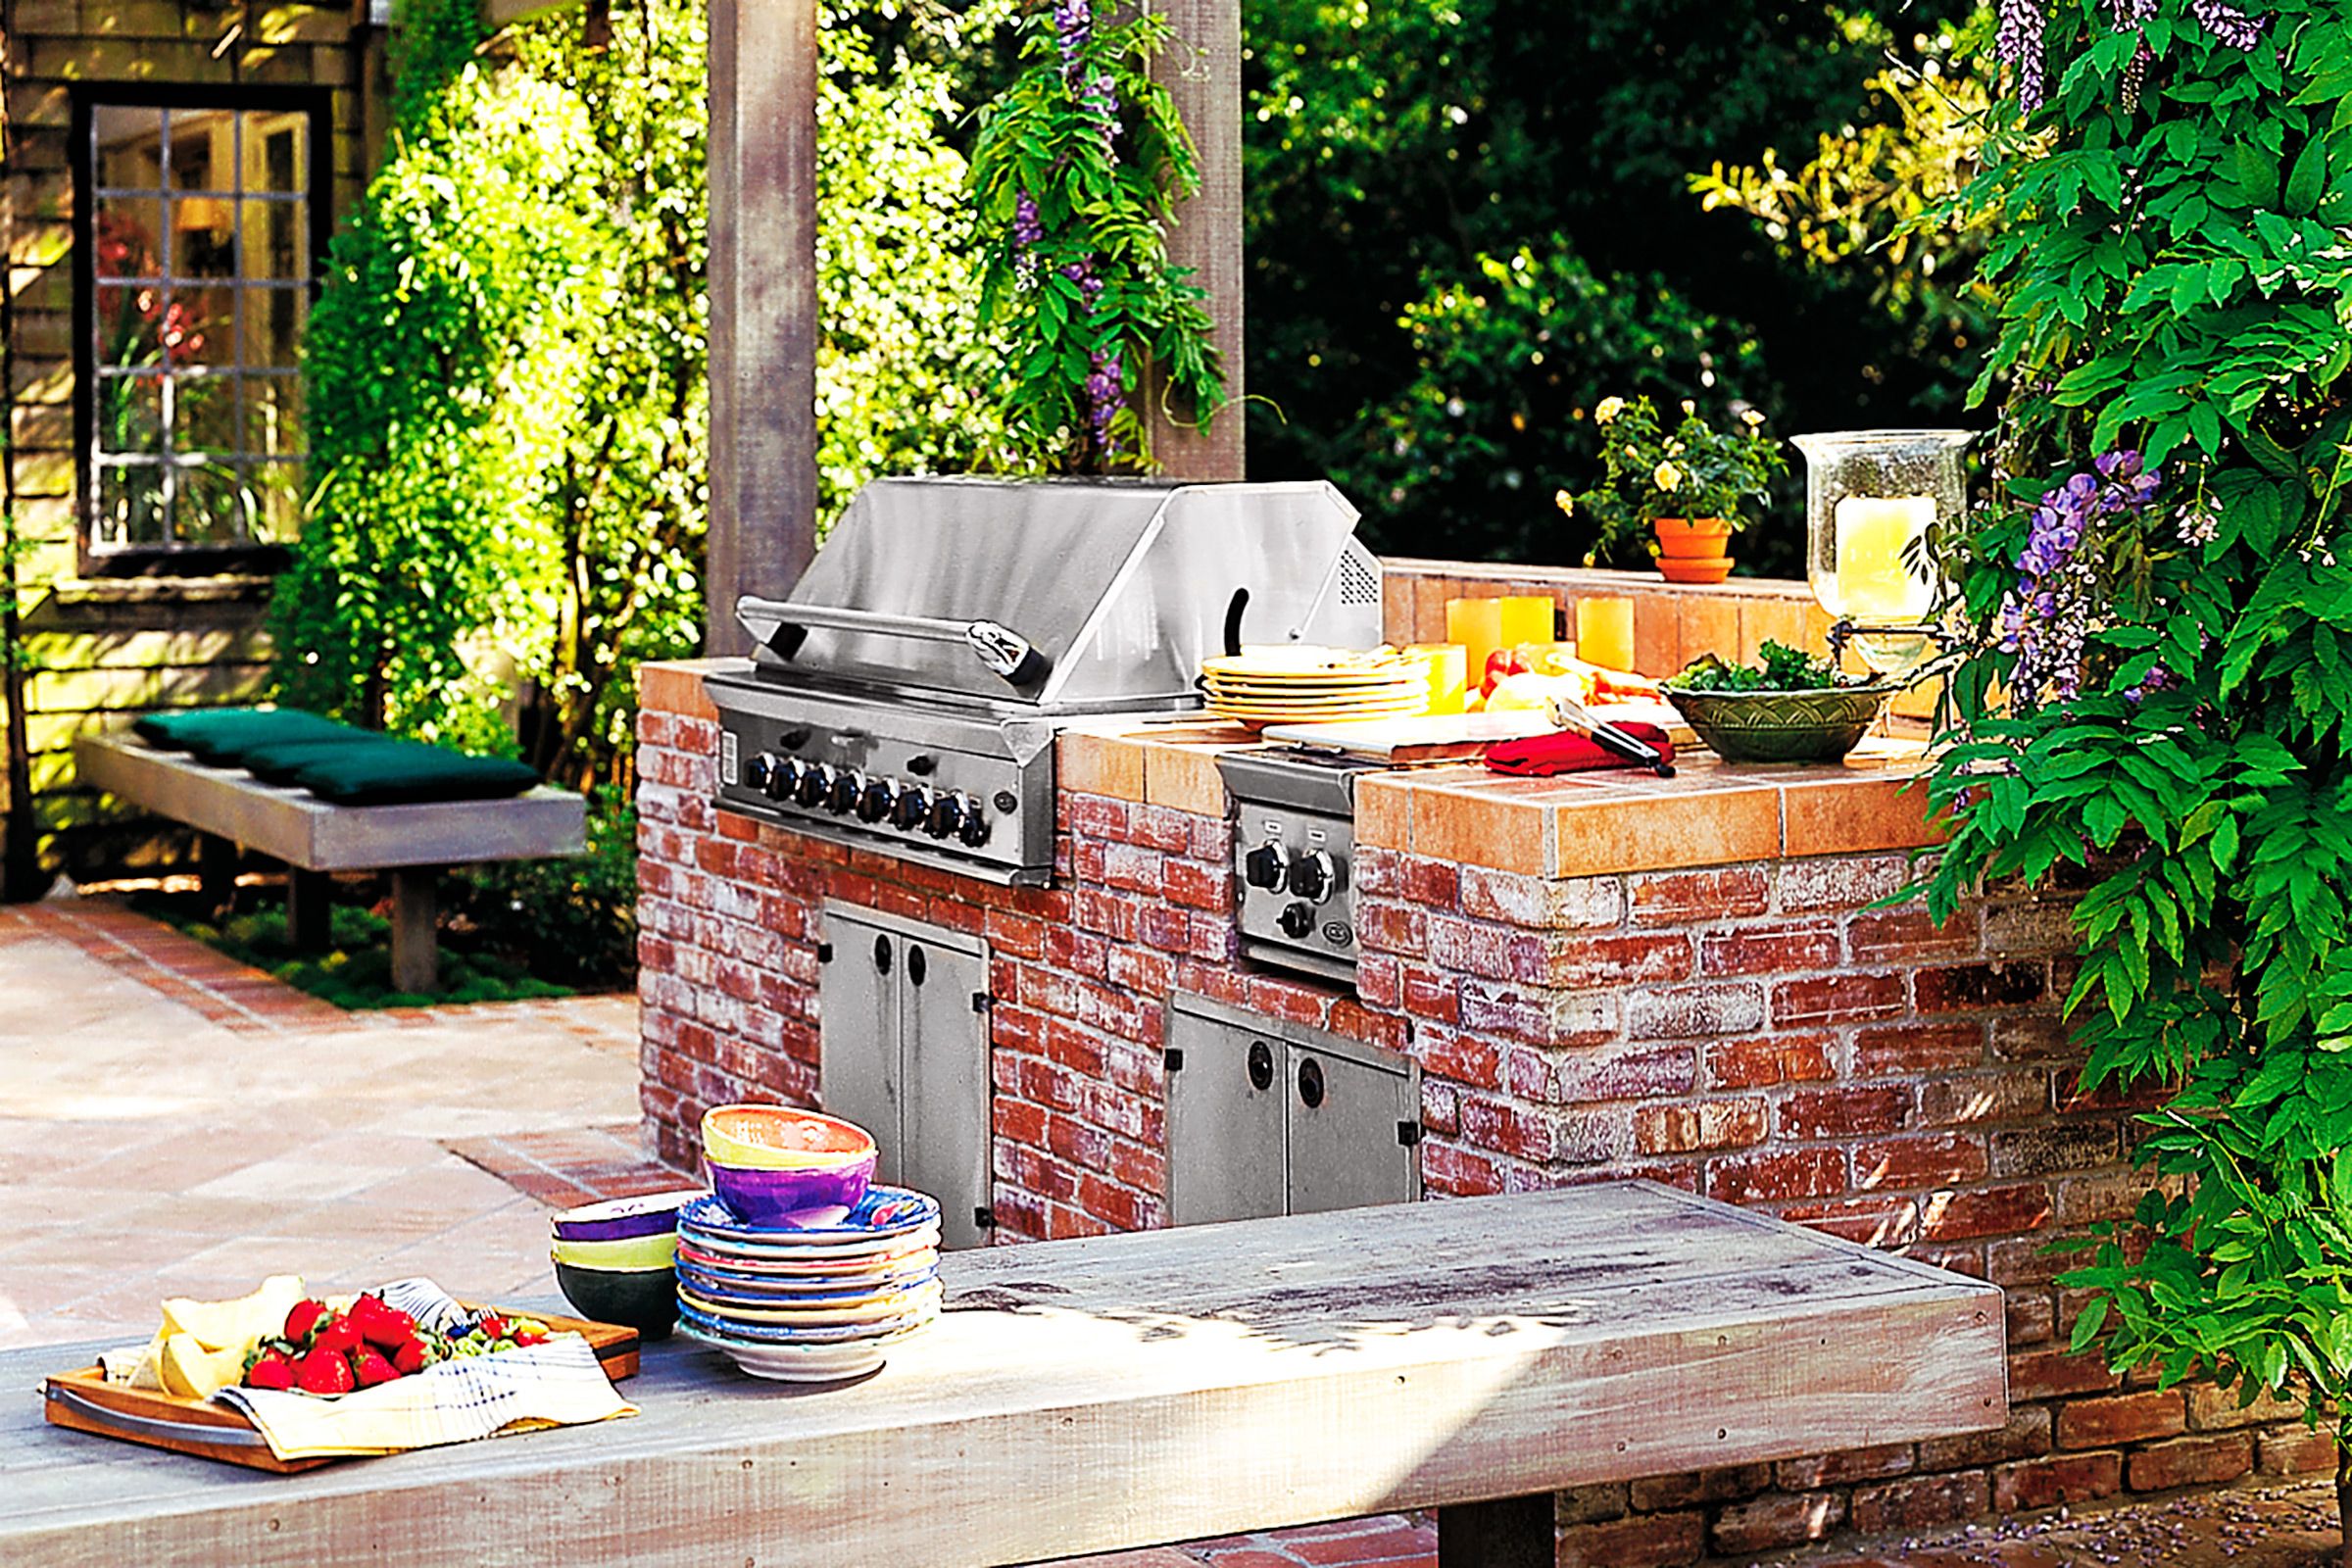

{"left": 900, "top": 935, "right": 993, "bottom": 1251}
{"left": 1286, "top": 1043, "right": 1422, "bottom": 1217}
{"left": 1165, "top": 1005, "right": 1287, "bottom": 1226}
{"left": 817, "top": 911, "right": 903, "bottom": 1184}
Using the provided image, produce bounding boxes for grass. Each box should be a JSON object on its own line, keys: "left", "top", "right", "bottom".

{"left": 141, "top": 897, "right": 575, "bottom": 1010}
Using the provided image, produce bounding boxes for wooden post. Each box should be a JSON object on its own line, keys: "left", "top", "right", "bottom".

{"left": 285, "top": 868, "right": 332, "bottom": 953}
{"left": 388, "top": 867, "right": 439, "bottom": 995}
{"left": 197, "top": 834, "right": 238, "bottom": 915}
{"left": 704, "top": 0, "right": 820, "bottom": 654}
{"left": 1146, "top": 0, "right": 1245, "bottom": 481}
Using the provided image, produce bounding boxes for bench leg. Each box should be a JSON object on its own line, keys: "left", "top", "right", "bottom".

{"left": 197, "top": 834, "right": 238, "bottom": 914}
{"left": 389, "top": 867, "right": 440, "bottom": 995}
{"left": 286, "top": 869, "right": 332, "bottom": 953}
{"left": 1437, "top": 1494, "right": 1552, "bottom": 1568}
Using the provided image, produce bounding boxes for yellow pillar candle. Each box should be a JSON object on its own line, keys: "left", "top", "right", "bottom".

{"left": 1574, "top": 597, "right": 1636, "bottom": 672}
{"left": 1833, "top": 495, "right": 1937, "bottom": 619}
{"left": 1446, "top": 597, "right": 1504, "bottom": 691}
{"left": 1498, "top": 595, "right": 1556, "bottom": 649}
{"left": 1407, "top": 643, "right": 1468, "bottom": 715}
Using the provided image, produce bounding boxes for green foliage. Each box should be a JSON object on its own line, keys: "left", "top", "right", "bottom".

{"left": 816, "top": 1, "right": 1023, "bottom": 524}
{"left": 1667, "top": 640, "right": 1854, "bottom": 692}
{"left": 968, "top": 0, "right": 1224, "bottom": 469}
{"left": 149, "top": 899, "right": 572, "bottom": 1011}
{"left": 1345, "top": 240, "right": 1770, "bottom": 565}
{"left": 1924, "top": 0, "right": 2352, "bottom": 1477}
{"left": 1241, "top": 0, "right": 1965, "bottom": 568}
{"left": 446, "top": 793, "right": 640, "bottom": 989}
{"left": 1563, "top": 393, "right": 1788, "bottom": 557}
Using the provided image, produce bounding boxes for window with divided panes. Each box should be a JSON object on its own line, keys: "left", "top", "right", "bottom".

{"left": 75, "top": 90, "right": 327, "bottom": 555}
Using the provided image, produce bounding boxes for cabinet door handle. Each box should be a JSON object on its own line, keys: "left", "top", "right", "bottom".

{"left": 1297, "top": 1056, "right": 1326, "bottom": 1109}
{"left": 1248, "top": 1040, "right": 1275, "bottom": 1092}
{"left": 874, "top": 934, "right": 892, "bottom": 974}
{"left": 907, "top": 946, "right": 927, "bottom": 986}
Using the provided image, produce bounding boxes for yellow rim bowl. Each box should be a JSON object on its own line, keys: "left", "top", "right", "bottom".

{"left": 701, "top": 1105, "right": 878, "bottom": 1170}
{"left": 551, "top": 1232, "right": 679, "bottom": 1271}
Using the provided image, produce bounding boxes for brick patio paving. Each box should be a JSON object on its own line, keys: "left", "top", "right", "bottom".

{"left": 0, "top": 896, "right": 2336, "bottom": 1566}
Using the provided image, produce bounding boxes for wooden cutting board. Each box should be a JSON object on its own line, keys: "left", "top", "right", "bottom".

{"left": 41, "top": 1304, "right": 639, "bottom": 1474}
{"left": 1259, "top": 703, "right": 1693, "bottom": 763}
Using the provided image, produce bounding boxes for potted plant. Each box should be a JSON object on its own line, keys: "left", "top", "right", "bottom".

{"left": 1559, "top": 396, "right": 1788, "bottom": 582}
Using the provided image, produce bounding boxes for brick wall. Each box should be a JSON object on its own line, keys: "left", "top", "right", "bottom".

{"left": 633, "top": 667, "right": 2328, "bottom": 1562}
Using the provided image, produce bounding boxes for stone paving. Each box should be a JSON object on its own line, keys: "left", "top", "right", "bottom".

{"left": 0, "top": 897, "right": 2338, "bottom": 1567}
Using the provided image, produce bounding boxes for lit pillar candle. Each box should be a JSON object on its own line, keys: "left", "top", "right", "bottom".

{"left": 1498, "top": 595, "right": 1556, "bottom": 649}
{"left": 1834, "top": 495, "right": 1937, "bottom": 619}
{"left": 1407, "top": 643, "right": 1468, "bottom": 714}
{"left": 1446, "top": 597, "right": 1503, "bottom": 694}
{"left": 1574, "top": 597, "right": 1636, "bottom": 672}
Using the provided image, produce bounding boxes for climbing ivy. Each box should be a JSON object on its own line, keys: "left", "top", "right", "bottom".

{"left": 1923, "top": 0, "right": 2352, "bottom": 1529}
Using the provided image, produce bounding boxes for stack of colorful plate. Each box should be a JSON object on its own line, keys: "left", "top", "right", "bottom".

{"left": 674, "top": 1188, "right": 943, "bottom": 1382}
{"left": 1200, "top": 647, "right": 1427, "bottom": 730}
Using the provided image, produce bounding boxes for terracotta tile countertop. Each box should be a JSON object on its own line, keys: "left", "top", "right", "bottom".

{"left": 639, "top": 661, "right": 1946, "bottom": 883}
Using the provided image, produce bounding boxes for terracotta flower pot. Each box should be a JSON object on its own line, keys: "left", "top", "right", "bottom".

{"left": 1651, "top": 517, "right": 1736, "bottom": 583}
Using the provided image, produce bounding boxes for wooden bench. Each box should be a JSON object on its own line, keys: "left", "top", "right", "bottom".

{"left": 0, "top": 1183, "right": 2007, "bottom": 1566}
{"left": 74, "top": 731, "right": 587, "bottom": 994}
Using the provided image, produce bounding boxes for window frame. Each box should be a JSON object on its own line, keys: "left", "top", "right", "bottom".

{"left": 70, "top": 82, "right": 333, "bottom": 577}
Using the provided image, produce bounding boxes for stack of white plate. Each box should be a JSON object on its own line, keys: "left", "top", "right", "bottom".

{"left": 673, "top": 1189, "right": 942, "bottom": 1382}
{"left": 1200, "top": 648, "right": 1426, "bottom": 730}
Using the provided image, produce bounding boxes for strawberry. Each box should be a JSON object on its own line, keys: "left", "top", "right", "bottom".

{"left": 283, "top": 1298, "right": 331, "bottom": 1344}
{"left": 349, "top": 1346, "right": 400, "bottom": 1388}
{"left": 244, "top": 1350, "right": 296, "bottom": 1392}
{"left": 311, "top": 1313, "right": 362, "bottom": 1356}
{"left": 295, "top": 1346, "right": 356, "bottom": 1396}
{"left": 510, "top": 1329, "right": 547, "bottom": 1348}
{"left": 349, "top": 1295, "right": 417, "bottom": 1351}
{"left": 391, "top": 1337, "right": 430, "bottom": 1377}
{"left": 474, "top": 1312, "right": 509, "bottom": 1341}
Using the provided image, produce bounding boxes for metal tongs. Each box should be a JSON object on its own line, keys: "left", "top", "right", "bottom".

{"left": 1546, "top": 693, "right": 1677, "bottom": 778}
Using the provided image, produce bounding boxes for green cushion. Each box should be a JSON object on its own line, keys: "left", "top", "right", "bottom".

{"left": 285, "top": 741, "right": 541, "bottom": 807}
{"left": 134, "top": 708, "right": 369, "bottom": 766}
{"left": 236, "top": 737, "right": 390, "bottom": 786}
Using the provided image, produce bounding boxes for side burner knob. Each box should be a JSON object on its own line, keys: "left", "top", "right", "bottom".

{"left": 1244, "top": 841, "right": 1291, "bottom": 891}
{"left": 796, "top": 761, "right": 833, "bottom": 808}
{"left": 856, "top": 777, "right": 895, "bottom": 823}
{"left": 1287, "top": 850, "right": 1340, "bottom": 906}
{"left": 925, "top": 793, "right": 966, "bottom": 840}
{"left": 1277, "top": 901, "right": 1317, "bottom": 939}
{"left": 957, "top": 802, "right": 992, "bottom": 848}
{"left": 828, "top": 768, "right": 865, "bottom": 815}
{"left": 891, "top": 784, "right": 931, "bottom": 830}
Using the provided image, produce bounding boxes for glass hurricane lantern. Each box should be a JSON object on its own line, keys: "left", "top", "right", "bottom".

{"left": 1790, "top": 428, "right": 1975, "bottom": 677}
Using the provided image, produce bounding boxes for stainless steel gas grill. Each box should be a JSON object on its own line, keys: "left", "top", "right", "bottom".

{"left": 706, "top": 476, "right": 1384, "bottom": 885}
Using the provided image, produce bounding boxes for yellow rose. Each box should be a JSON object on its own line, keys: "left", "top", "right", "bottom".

{"left": 1593, "top": 396, "right": 1625, "bottom": 424}
{"left": 1554, "top": 488, "right": 1574, "bottom": 515}
{"left": 1680, "top": 399, "right": 1696, "bottom": 416}
{"left": 1740, "top": 408, "right": 1765, "bottom": 428}
{"left": 1653, "top": 462, "right": 1683, "bottom": 492}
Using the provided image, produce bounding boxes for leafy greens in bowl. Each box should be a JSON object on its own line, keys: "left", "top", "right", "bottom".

{"left": 1663, "top": 642, "right": 1894, "bottom": 762}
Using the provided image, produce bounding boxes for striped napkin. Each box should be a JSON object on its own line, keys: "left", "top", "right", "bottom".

{"left": 212, "top": 1279, "right": 636, "bottom": 1461}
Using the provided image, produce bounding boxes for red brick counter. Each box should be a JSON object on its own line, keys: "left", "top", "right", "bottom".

{"left": 633, "top": 658, "right": 2322, "bottom": 1561}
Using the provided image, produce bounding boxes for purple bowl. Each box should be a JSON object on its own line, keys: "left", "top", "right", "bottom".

{"left": 707, "top": 1152, "right": 877, "bottom": 1228}
{"left": 551, "top": 1188, "right": 709, "bottom": 1244}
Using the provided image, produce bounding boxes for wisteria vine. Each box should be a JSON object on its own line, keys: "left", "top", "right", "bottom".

{"left": 1996, "top": 0, "right": 2266, "bottom": 113}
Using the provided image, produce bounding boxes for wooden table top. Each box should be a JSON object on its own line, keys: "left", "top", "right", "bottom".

{"left": 0, "top": 1183, "right": 2005, "bottom": 1568}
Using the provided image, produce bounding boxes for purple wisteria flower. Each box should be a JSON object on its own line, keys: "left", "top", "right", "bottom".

{"left": 2192, "top": 0, "right": 2265, "bottom": 49}
{"left": 1084, "top": 349, "right": 1123, "bottom": 456}
{"left": 1996, "top": 0, "right": 2049, "bottom": 111}
{"left": 1999, "top": 450, "right": 2163, "bottom": 706}
{"left": 1053, "top": 0, "right": 1091, "bottom": 83}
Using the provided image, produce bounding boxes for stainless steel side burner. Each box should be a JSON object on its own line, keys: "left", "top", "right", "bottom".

{"left": 1217, "top": 749, "right": 1378, "bottom": 985}
{"left": 706, "top": 477, "right": 1384, "bottom": 885}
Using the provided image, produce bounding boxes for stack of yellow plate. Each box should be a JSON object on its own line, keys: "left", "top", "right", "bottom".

{"left": 1200, "top": 647, "right": 1428, "bottom": 730}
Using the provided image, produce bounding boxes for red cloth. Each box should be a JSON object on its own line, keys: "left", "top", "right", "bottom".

{"left": 1484, "top": 723, "right": 1675, "bottom": 777}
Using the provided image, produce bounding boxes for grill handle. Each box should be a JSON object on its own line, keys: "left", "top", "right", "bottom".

{"left": 739, "top": 598, "right": 1052, "bottom": 688}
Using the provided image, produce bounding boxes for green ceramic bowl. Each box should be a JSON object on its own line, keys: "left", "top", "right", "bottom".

{"left": 1664, "top": 684, "right": 1895, "bottom": 763}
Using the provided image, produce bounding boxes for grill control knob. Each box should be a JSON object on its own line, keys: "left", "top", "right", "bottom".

{"left": 746, "top": 752, "right": 776, "bottom": 794}
{"left": 766, "top": 757, "right": 803, "bottom": 802}
{"left": 827, "top": 768, "right": 865, "bottom": 815}
{"left": 957, "top": 802, "right": 992, "bottom": 848}
{"left": 891, "top": 784, "right": 931, "bottom": 830}
{"left": 925, "top": 792, "right": 966, "bottom": 840}
{"left": 1278, "top": 901, "right": 1317, "bottom": 939}
{"left": 795, "top": 761, "right": 833, "bottom": 808}
{"left": 1287, "top": 850, "right": 1341, "bottom": 906}
{"left": 856, "top": 776, "right": 895, "bottom": 823}
{"left": 1244, "top": 841, "right": 1292, "bottom": 891}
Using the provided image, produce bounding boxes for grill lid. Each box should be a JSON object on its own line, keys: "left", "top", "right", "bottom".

{"left": 738, "top": 477, "right": 1381, "bottom": 712}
